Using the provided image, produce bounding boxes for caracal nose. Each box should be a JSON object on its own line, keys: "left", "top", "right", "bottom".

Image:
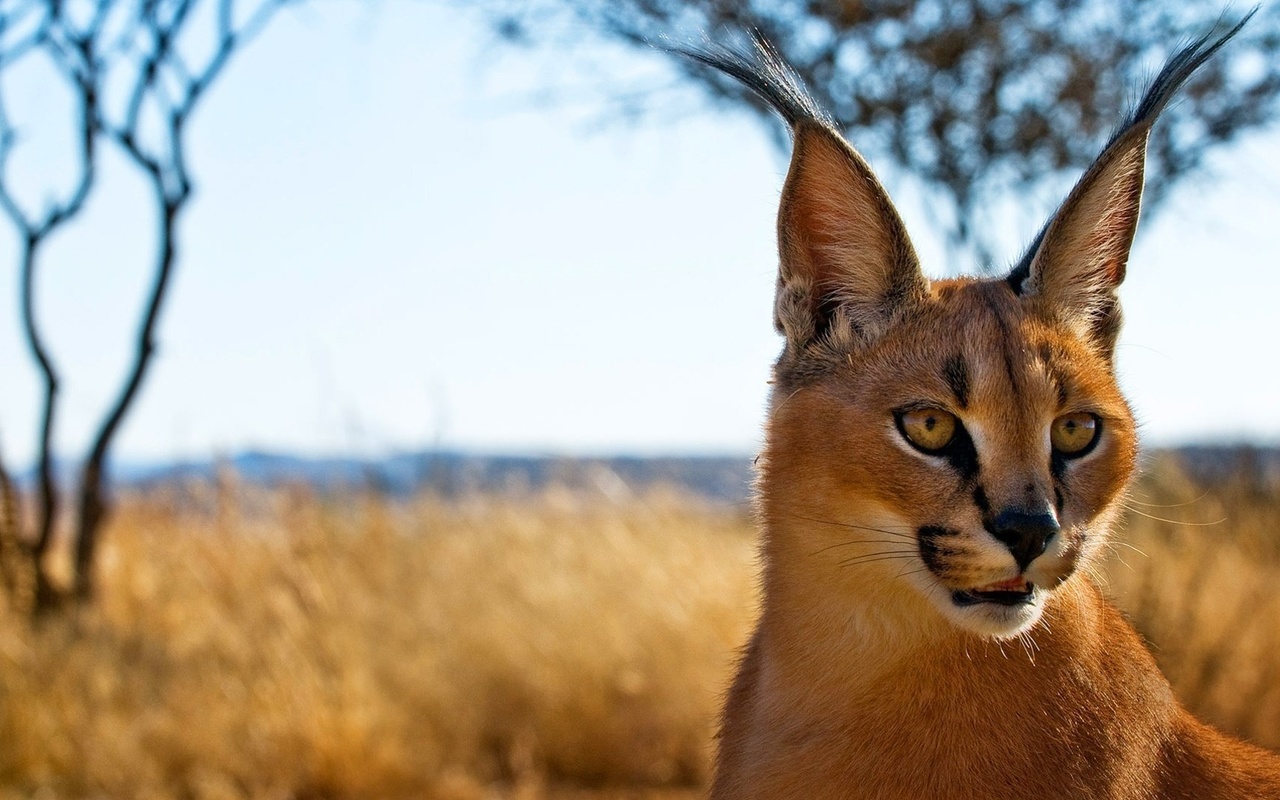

{"left": 990, "top": 509, "right": 1060, "bottom": 571}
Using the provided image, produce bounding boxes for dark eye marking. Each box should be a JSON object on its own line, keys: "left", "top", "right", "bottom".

{"left": 942, "top": 355, "right": 970, "bottom": 409}
{"left": 894, "top": 407, "right": 978, "bottom": 480}
{"left": 972, "top": 486, "right": 991, "bottom": 514}
{"left": 940, "top": 422, "right": 979, "bottom": 482}
{"left": 1049, "top": 448, "right": 1072, "bottom": 485}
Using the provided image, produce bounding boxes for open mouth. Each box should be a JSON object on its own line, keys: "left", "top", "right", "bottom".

{"left": 951, "top": 579, "right": 1035, "bottom": 607}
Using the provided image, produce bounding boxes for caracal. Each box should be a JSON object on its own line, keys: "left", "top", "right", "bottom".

{"left": 678, "top": 15, "right": 1280, "bottom": 800}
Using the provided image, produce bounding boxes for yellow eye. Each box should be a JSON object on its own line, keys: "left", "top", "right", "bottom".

{"left": 1051, "top": 413, "right": 1099, "bottom": 455}
{"left": 899, "top": 408, "right": 957, "bottom": 452}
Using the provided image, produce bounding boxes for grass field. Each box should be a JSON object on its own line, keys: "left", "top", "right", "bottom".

{"left": 0, "top": 454, "right": 1276, "bottom": 798}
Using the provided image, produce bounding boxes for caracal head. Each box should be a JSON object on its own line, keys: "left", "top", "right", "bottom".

{"left": 754, "top": 72, "right": 1153, "bottom": 640}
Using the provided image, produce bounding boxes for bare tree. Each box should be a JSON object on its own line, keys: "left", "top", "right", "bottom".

{"left": 476, "top": 0, "right": 1280, "bottom": 269}
{"left": 0, "top": 0, "right": 292, "bottom": 605}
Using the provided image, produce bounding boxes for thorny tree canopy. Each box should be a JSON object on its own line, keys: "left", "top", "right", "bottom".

{"left": 479, "top": 0, "right": 1280, "bottom": 270}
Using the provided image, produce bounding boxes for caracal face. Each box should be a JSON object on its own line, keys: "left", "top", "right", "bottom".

{"left": 767, "top": 276, "right": 1138, "bottom": 639}
{"left": 688, "top": 24, "right": 1187, "bottom": 644}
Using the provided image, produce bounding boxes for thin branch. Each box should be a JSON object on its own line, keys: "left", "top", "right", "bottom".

{"left": 19, "top": 236, "right": 60, "bottom": 558}
{"left": 73, "top": 177, "right": 177, "bottom": 596}
{"left": 0, "top": 6, "right": 97, "bottom": 565}
{"left": 71, "top": 0, "right": 292, "bottom": 597}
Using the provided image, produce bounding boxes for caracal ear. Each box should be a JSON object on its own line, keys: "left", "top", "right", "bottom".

{"left": 1015, "top": 126, "right": 1148, "bottom": 353}
{"left": 1011, "top": 13, "right": 1254, "bottom": 355}
{"left": 666, "top": 35, "right": 927, "bottom": 350}
{"left": 775, "top": 122, "right": 928, "bottom": 348}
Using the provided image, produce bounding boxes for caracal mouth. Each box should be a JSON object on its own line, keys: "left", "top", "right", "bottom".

{"left": 919, "top": 575, "right": 1047, "bottom": 639}
{"left": 951, "top": 577, "right": 1035, "bottom": 608}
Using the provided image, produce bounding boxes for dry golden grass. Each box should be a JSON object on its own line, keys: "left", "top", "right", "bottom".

{"left": 0, "top": 455, "right": 1276, "bottom": 798}
{"left": 0, "top": 484, "right": 756, "bottom": 799}
{"left": 1102, "top": 453, "right": 1280, "bottom": 750}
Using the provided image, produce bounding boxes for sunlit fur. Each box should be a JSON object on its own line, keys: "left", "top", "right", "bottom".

{"left": 681, "top": 19, "right": 1280, "bottom": 800}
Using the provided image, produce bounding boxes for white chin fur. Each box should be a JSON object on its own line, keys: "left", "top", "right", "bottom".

{"left": 938, "top": 592, "right": 1046, "bottom": 639}
{"left": 910, "top": 572, "right": 1048, "bottom": 639}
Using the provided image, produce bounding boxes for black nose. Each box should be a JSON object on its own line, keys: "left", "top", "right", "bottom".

{"left": 989, "top": 509, "right": 1059, "bottom": 571}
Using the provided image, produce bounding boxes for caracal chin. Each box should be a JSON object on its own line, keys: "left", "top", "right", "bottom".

{"left": 675, "top": 14, "right": 1280, "bottom": 800}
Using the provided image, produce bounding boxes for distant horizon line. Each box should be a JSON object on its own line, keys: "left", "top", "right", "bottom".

{"left": 11, "top": 438, "right": 1280, "bottom": 473}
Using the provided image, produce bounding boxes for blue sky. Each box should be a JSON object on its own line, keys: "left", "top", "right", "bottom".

{"left": 1, "top": 2, "right": 1278, "bottom": 468}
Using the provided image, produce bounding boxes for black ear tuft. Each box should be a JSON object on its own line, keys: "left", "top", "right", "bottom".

{"left": 667, "top": 35, "right": 928, "bottom": 350}
{"left": 662, "top": 34, "right": 833, "bottom": 132}
{"left": 1010, "top": 12, "right": 1254, "bottom": 351}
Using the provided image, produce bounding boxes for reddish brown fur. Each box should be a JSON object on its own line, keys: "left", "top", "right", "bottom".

{"left": 712, "top": 278, "right": 1280, "bottom": 798}
{"left": 702, "top": 31, "right": 1280, "bottom": 798}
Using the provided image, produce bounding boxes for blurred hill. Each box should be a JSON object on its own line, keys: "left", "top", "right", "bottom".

{"left": 99, "top": 444, "right": 1280, "bottom": 503}
{"left": 118, "top": 451, "right": 758, "bottom": 503}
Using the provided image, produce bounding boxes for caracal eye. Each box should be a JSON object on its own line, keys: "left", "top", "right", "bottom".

{"left": 1051, "top": 412, "right": 1099, "bottom": 456}
{"left": 899, "top": 408, "right": 957, "bottom": 453}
